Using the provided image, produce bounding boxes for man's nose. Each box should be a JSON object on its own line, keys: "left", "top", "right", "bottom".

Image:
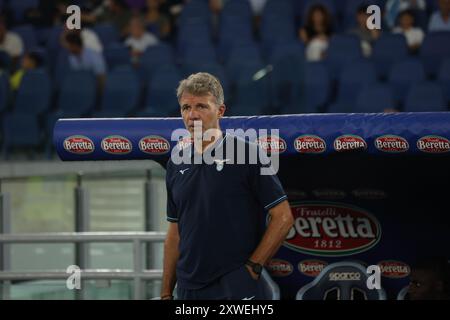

{"left": 188, "top": 109, "right": 200, "bottom": 120}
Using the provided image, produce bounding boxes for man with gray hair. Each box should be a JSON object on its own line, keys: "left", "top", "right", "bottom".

{"left": 160, "top": 72, "right": 294, "bottom": 300}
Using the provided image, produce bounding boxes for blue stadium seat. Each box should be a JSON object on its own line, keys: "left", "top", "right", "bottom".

{"left": 45, "top": 26, "right": 64, "bottom": 65}
{"left": 0, "top": 72, "right": 8, "bottom": 112}
{"left": 13, "top": 69, "right": 51, "bottom": 115}
{"left": 294, "top": 62, "right": 331, "bottom": 113}
{"left": 218, "top": 19, "right": 254, "bottom": 62}
{"left": 97, "top": 67, "right": 140, "bottom": 116}
{"left": 371, "top": 34, "right": 409, "bottom": 79}
{"left": 232, "top": 63, "right": 271, "bottom": 116}
{"left": 438, "top": 58, "right": 450, "bottom": 104}
{"left": 104, "top": 43, "right": 131, "bottom": 70}
{"left": 179, "top": 0, "right": 211, "bottom": 26}
{"left": 226, "top": 44, "right": 264, "bottom": 83}
{"left": 0, "top": 50, "right": 12, "bottom": 71}
{"left": 388, "top": 59, "right": 426, "bottom": 103}
{"left": 336, "top": 60, "right": 377, "bottom": 105}
{"left": 12, "top": 25, "right": 38, "bottom": 52}
{"left": 139, "top": 43, "right": 175, "bottom": 83}
{"left": 260, "top": 16, "right": 297, "bottom": 56}
{"left": 355, "top": 84, "right": 395, "bottom": 113}
{"left": 262, "top": 0, "right": 295, "bottom": 18}
{"left": 221, "top": 0, "right": 253, "bottom": 22}
{"left": 2, "top": 113, "right": 42, "bottom": 154}
{"left": 177, "top": 21, "right": 212, "bottom": 55}
{"left": 182, "top": 45, "right": 218, "bottom": 66}
{"left": 92, "top": 23, "right": 119, "bottom": 48}
{"left": 420, "top": 32, "right": 450, "bottom": 76}
{"left": 140, "top": 68, "right": 182, "bottom": 117}
{"left": 326, "top": 34, "right": 363, "bottom": 78}
{"left": 404, "top": 82, "right": 446, "bottom": 112}
{"left": 57, "top": 70, "right": 97, "bottom": 117}
{"left": 269, "top": 42, "right": 305, "bottom": 112}
{"left": 9, "top": 0, "right": 39, "bottom": 23}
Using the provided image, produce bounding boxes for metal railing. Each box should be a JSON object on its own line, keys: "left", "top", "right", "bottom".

{"left": 0, "top": 232, "right": 167, "bottom": 300}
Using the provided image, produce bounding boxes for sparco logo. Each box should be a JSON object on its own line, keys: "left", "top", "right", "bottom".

{"left": 139, "top": 136, "right": 170, "bottom": 154}
{"left": 101, "top": 135, "right": 132, "bottom": 154}
{"left": 298, "top": 260, "right": 328, "bottom": 277}
{"left": 266, "top": 259, "right": 293, "bottom": 277}
{"left": 375, "top": 135, "right": 409, "bottom": 153}
{"left": 285, "top": 203, "right": 381, "bottom": 256}
{"left": 377, "top": 261, "right": 410, "bottom": 278}
{"left": 329, "top": 272, "right": 361, "bottom": 281}
{"left": 333, "top": 135, "right": 367, "bottom": 152}
{"left": 256, "top": 135, "right": 286, "bottom": 154}
{"left": 294, "top": 135, "right": 326, "bottom": 154}
{"left": 417, "top": 135, "right": 450, "bottom": 153}
{"left": 63, "top": 135, "right": 94, "bottom": 154}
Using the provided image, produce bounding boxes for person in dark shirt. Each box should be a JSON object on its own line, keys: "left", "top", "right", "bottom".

{"left": 160, "top": 72, "right": 294, "bottom": 300}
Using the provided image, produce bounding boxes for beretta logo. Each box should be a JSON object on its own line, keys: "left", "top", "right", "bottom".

{"left": 256, "top": 135, "right": 287, "bottom": 154}
{"left": 334, "top": 135, "right": 367, "bottom": 152}
{"left": 177, "top": 136, "right": 193, "bottom": 149}
{"left": 139, "top": 135, "right": 170, "bottom": 154}
{"left": 375, "top": 135, "right": 409, "bottom": 153}
{"left": 285, "top": 202, "right": 381, "bottom": 256}
{"left": 417, "top": 135, "right": 450, "bottom": 153}
{"left": 63, "top": 135, "right": 94, "bottom": 154}
{"left": 101, "top": 135, "right": 132, "bottom": 154}
{"left": 377, "top": 260, "right": 410, "bottom": 278}
{"left": 298, "top": 260, "right": 328, "bottom": 277}
{"left": 294, "top": 135, "right": 326, "bottom": 154}
{"left": 266, "top": 259, "right": 293, "bottom": 277}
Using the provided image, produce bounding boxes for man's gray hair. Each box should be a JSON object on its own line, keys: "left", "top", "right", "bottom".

{"left": 176, "top": 72, "right": 224, "bottom": 105}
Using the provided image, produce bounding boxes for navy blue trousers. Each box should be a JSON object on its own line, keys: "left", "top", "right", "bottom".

{"left": 177, "top": 265, "right": 270, "bottom": 300}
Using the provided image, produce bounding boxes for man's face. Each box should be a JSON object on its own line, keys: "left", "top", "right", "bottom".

{"left": 67, "top": 43, "right": 82, "bottom": 55}
{"left": 408, "top": 269, "right": 442, "bottom": 300}
{"left": 179, "top": 92, "right": 225, "bottom": 135}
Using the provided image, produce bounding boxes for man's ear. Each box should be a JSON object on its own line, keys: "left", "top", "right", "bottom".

{"left": 218, "top": 104, "right": 226, "bottom": 118}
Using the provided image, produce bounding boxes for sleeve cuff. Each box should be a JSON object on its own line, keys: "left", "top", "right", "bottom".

{"left": 167, "top": 217, "right": 179, "bottom": 222}
{"left": 264, "top": 195, "right": 288, "bottom": 210}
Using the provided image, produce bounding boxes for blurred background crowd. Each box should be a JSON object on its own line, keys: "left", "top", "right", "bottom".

{"left": 0, "top": 0, "right": 450, "bottom": 158}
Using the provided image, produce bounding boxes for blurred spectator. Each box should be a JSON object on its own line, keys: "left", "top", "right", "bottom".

{"left": 144, "top": 0, "right": 171, "bottom": 39}
{"left": 125, "top": 16, "right": 158, "bottom": 65}
{"left": 10, "top": 51, "right": 43, "bottom": 91}
{"left": 393, "top": 9, "right": 424, "bottom": 53}
{"left": 61, "top": 26, "right": 104, "bottom": 53}
{"left": 299, "top": 4, "right": 333, "bottom": 62}
{"left": 0, "top": 15, "right": 24, "bottom": 70}
{"left": 385, "top": 0, "right": 426, "bottom": 29}
{"left": 64, "top": 32, "right": 106, "bottom": 90}
{"left": 408, "top": 257, "right": 450, "bottom": 300}
{"left": 248, "top": 0, "right": 268, "bottom": 16}
{"left": 348, "top": 5, "right": 381, "bottom": 57}
{"left": 429, "top": 0, "right": 450, "bottom": 32}
{"left": 83, "top": 0, "right": 133, "bottom": 37}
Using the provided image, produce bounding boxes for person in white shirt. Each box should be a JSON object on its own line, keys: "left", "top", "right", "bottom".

{"left": 124, "top": 16, "right": 158, "bottom": 65}
{"left": 0, "top": 16, "right": 24, "bottom": 70}
{"left": 385, "top": 0, "right": 427, "bottom": 29}
{"left": 428, "top": 0, "right": 450, "bottom": 32}
{"left": 393, "top": 10, "right": 424, "bottom": 52}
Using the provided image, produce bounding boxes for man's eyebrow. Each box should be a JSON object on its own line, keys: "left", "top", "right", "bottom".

{"left": 181, "top": 104, "right": 190, "bottom": 108}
